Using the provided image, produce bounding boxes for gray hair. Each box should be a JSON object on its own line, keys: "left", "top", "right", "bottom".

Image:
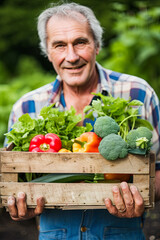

{"left": 37, "top": 2, "right": 103, "bottom": 57}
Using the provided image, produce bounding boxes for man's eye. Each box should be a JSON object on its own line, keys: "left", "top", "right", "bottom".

{"left": 75, "top": 41, "right": 87, "bottom": 48}
{"left": 55, "top": 44, "right": 65, "bottom": 48}
{"left": 77, "top": 41, "right": 86, "bottom": 45}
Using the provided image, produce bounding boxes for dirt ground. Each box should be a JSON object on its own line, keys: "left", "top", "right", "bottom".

{"left": 0, "top": 202, "right": 160, "bottom": 240}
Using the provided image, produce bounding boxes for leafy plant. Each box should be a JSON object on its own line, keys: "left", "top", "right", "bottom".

{"left": 5, "top": 104, "right": 92, "bottom": 151}
{"left": 84, "top": 92, "right": 153, "bottom": 140}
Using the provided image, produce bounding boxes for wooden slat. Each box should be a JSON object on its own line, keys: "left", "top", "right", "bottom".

{"left": 149, "top": 177, "right": 155, "bottom": 208}
{"left": 149, "top": 151, "right": 156, "bottom": 177}
{"left": 149, "top": 151, "right": 155, "bottom": 208}
{"left": 1, "top": 173, "right": 18, "bottom": 182}
{"left": 0, "top": 181, "right": 150, "bottom": 208}
{"left": 0, "top": 151, "right": 150, "bottom": 174}
{"left": 133, "top": 174, "right": 149, "bottom": 184}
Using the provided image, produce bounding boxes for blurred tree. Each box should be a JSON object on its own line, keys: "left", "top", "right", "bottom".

{"left": 0, "top": 0, "right": 113, "bottom": 79}
{"left": 98, "top": 1, "right": 160, "bottom": 97}
{"left": 0, "top": 56, "right": 55, "bottom": 147}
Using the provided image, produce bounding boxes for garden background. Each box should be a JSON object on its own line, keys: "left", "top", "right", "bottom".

{"left": 0, "top": 0, "right": 160, "bottom": 239}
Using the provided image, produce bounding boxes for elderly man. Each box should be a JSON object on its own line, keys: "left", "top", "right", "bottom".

{"left": 7, "top": 2, "right": 160, "bottom": 240}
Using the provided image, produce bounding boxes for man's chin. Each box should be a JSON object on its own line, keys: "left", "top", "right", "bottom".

{"left": 63, "top": 75, "right": 85, "bottom": 85}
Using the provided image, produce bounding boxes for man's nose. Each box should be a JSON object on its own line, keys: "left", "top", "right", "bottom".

{"left": 65, "top": 45, "right": 79, "bottom": 62}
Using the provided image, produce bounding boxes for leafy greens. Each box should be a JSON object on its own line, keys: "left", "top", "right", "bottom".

{"left": 5, "top": 104, "right": 92, "bottom": 151}
{"left": 84, "top": 93, "right": 153, "bottom": 140}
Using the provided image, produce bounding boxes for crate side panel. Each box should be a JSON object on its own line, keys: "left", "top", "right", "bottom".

{"left": 0, "top": 152, "right": 150, "bottom": 174}
{"left": 0, "top": 182, "right": 150, "bottom": 208}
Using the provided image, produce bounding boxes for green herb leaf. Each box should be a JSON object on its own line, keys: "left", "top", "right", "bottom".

{"left": 135, "top": 119, "right": 154, "bottom": 130}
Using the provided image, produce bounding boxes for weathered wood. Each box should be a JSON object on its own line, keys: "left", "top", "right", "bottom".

{"left": 0, "top": 181, "right": 150, "bottom": 208}
{"left": 149, "top": 151, "right": 156, "bottom": 177}
{"left": 149, "top": 177, "right": 155, "bottom": 208}
{"left": 133, "top": 174, "right": 149, "bottom": 184}
{"left": 1, "top": 173, "right": 18, "bottom": 182}
{"left": 0, "top": 149, "right": 156, "bottom": 209}
{"left": 0, "top": 151, "right": 150, "bottom": 174}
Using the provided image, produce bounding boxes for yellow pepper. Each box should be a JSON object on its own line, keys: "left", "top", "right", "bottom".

{"left": 58, "top": 148, "right": 72, "bottom": 153}
{"left": 72, "top": 132, "right": 102, "bottom": 152}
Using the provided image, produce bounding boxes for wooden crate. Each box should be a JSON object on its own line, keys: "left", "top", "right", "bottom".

{"left": 0, "top": 148, "right": 155, "bottom": 210}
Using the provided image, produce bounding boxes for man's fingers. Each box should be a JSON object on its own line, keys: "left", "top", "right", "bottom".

{"left": 105, "top": 184, "right": 144, "bottom": 218}
{"left": 104, "top": 198, "right": 118, "bottom": 215}
{"left": 34, "top": 197, "right": 45, "bottom": 216}
{"left": 120, "top": 182, "right": 134, "bottom": 212}
{"left": 130, "top": 185, "right": 144, "bottom": 216}
{"left": 112, "top": 186, "right": 125, "bottom": 212}
{"left": 16, "top": 192, "right": 28, "bottom": 218}
{"left": 7, "top": 192, "right": 45, "bottom": 221}
{"left": 8, "top": 196, "right": 18, "bottom": 219}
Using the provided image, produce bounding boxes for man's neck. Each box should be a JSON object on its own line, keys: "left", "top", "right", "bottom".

{"left": 63, "top": 72, "right": 98, "bottom": 116}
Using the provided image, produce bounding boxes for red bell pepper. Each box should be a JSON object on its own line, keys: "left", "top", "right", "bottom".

{"left": 29, "top": 133, "right": 62, "bottom": 152}
{"left": 72, "top": 132, "right": 102, "bottom": 152}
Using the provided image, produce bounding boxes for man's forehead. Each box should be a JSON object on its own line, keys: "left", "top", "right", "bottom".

{"left": 47, "top": 11, "right": 87, "bottom": 26}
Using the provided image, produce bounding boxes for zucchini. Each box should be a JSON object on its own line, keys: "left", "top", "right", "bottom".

{"left": 31, "top": 173, "right": 95, "bottom": 183}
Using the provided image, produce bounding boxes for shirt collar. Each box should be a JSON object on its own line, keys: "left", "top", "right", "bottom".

{"left": 96, "top": 62, "right": 110, "bottom": 94}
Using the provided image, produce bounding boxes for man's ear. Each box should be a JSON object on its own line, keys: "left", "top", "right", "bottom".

{"left": 96, "top": 44, "right": 100, "bottom": 55}
{"left": 96, "top": 47, "right": 100, "bottom": 55}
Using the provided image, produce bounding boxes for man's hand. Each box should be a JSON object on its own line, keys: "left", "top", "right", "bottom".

{"left": 104, "top": 182, "right": 144, "bottom": 218}
{"left": 7, "top": 192, "right": 45, "bottom": 221}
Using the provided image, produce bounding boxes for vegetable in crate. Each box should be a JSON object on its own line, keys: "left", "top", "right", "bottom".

{"left": 58, "top": 148, "right": 72, "bottom": 152}
{"left": 72, "top": 132, "right": 102, "bottom": 152}
{"left": 126, "top": 127, "right": 153, "bottom": 154}
{"left": 29, "top": 133, "right": 62, "bottom": 152}
{"left": 98, "top": 133, "right": 128, "bottom": 160}
{"left": 5, "top": 104, "right": 92, "bottom": 151}
{"left": 84, "top": 93, "right": 153, "bottom": 140}
{"left": 94, "top": 116, "right": 120, "bottom": 138}
{"left": 104, "top": 173, "right": 131, "bottom": 182}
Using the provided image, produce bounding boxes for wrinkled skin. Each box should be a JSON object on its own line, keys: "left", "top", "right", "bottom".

{"left": 8, "top": 192, "right": 45, "bottom": 221}
{"left": 105, "top": 182, "right": 144, "bottom": 218}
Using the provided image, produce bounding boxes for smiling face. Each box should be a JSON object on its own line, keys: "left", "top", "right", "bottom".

{"left": 46, "top": 14, "right": 99, "bottom": 88}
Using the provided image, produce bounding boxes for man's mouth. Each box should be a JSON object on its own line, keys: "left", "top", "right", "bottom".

{"left": 64, "top": 64, "right": 85, "bottom": 70}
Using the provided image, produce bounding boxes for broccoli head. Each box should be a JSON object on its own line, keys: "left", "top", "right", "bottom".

{"left": 98, "top": 133, "right": 128, "bottom": 160}
{"left": 94, "top": 116, "right": 120, "bottom": 138}
{"left": 126, "top": 127, "right": 153, "bottom": 149}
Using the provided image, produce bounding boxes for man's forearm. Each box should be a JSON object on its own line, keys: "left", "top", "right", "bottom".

{"left": 155, "top": 170, "right": 160, "bottom": 201}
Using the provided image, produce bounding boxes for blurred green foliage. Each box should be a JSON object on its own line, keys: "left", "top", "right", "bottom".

{"left": 0, "top": 0, "right": 160, "bottom": 147}
{"left": 0, "top": 57, "right": 54, "bottom": 146}
{"left": 97, "top": 2, "right": 160, "bottom": 92}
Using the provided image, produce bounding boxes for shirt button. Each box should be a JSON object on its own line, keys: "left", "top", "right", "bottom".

{"left": 81, "top": 226, "right": 87, "bottom": 232}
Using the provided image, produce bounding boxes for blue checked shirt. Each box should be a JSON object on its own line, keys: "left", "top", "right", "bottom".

{"left": 8, "top": 62, "right": 160, "bottom": 164}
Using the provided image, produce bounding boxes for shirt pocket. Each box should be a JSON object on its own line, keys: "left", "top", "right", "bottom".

{"left": 103, "top": 227, "right": 145, "bottom": 240}
{"left": 39, "top": 228, "right": 67, "bottom": 240}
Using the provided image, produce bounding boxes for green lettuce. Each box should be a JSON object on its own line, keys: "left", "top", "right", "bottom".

{"left": 5, "top": 104, "right": 92, "bottom": 151}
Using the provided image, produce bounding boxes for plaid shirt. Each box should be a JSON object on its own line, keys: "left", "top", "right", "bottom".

{"left": 8, "top": 62, "right": 160, "bottom": 164}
